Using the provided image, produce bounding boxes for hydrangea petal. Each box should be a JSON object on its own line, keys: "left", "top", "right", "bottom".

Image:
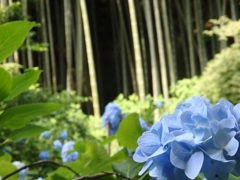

{"left": 185, "top": 151, "right": 204, "bottom": 179}
{"left": 139, "top": 159, "right": 153, "bottom": 175}
{"left": 224, "top": 137, "right": 239, "bottom": 156}
{"left": 138, "top": 132, "right": 161, "bottom": 156}
{"left": 133, "top": 147, "right": 148, "bottom": 163}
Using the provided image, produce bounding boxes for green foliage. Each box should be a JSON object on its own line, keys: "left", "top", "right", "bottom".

{"left": 198, "top": 17, "right": 240, "bottom": 104}
{"left": 116, "top": 113, "right": 143, "bottom": 151}
{"left": 0, "top": 2, "right": 24, "bottom": 24}
{"left": 0, "top": 21, "right": 62, "bottom": 179}
{"left": 204, "top": 16, "right": 240, "bottom": 41}
{"left": 163, "top": 76, "right": 200, "bottom": 114}
{"left": 114, "top": 94, "right": 163, "bottom": 124}
{"left": 112, "top": 159, "right": 145, "bottom": 179}
{"left": 0, "top": 21, "right": 37, "bottom": 62}
{"left": 198, "top": 44, "right": 240, "bottom": 104}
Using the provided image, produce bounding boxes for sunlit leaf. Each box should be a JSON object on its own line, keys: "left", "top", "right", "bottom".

{"left": 0, "top": 103, "right": 62, "bottom": 129}
{"left": 8, "top": 124, "right": 47, "bottom": 140}
{"left": 116, "top": 113, "right": 143, "bottom": 151}
{"left": 0, "top": 67, "right": 12, "bottom": 101}
{"left": 5, "top": 68, "right": 42, "bottom": 101}
{"left": 0, "top": 21, "right": 37, "bottom": 62}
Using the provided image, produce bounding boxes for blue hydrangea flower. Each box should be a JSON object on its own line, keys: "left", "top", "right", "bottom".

{"left": 102, "top": 103, "right": 123, "bottom": 135}
{"left": 12, "top": 161, "right": 28, "bottom": 180}
{"left": 53, "top": 139, "right": 62, "bottom": 151}
{"left": 60, "top": 131, "right": 68, "bottom": 140}
{"left": 61, "top": 141, "right": 79, "bottom": 162}
{"left": 38, "top": 151, "right": 50, "bottom": 160}
{"left": 40, "top": 131, "right": 51, "bottom": 139}
{"left": 155, "top": 101, "right": 163, "bottom": 108}
{"left": 133, "top": 96, "right": 240, "bottom": 180}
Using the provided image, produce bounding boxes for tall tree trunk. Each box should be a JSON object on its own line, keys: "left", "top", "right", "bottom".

{"left": 116, "top": 0, "right": 137, "bottom": 96}
{"left": 74, "top": 0, "right": 84, "bottom": 96}
{"left": 40, "top": 0, "right": 51, "bottom": 90}
{"left": 161, "top": 0, "right": 176, "bottom": 86}
{"left": 64, "top": 0, "right": 72, "bottom": 91}
{"left": 79, "top": 0, "right": 100, "bottom": 117}
{"left": 185, "top": 0, "right": 196, "bottom": 76}
{"left": 116, "top": 0, "right": 128, "bottom": 96}
{"left": 22, "top": 0, "right": 33, "bottom": 68}
{"left": 128, "top": 0, "right": 145, "bottom": 100}
{"left": 194, "top": 0, "right": 207, "bottom": 72}
{"left": 143, "top": 0, "right": 159, "bottom": 100}
{"left": 46, "top": 0, "right": 57, "bottom": 93}
{"left": 135, "top": 0, "right": 149, "bottom": 94}
{"left": 153, "top": 0, "right": 168, "bottom": 100}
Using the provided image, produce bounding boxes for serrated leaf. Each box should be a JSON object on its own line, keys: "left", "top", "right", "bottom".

{"left": 116, "top": 113, "right": 143, "bottom": 151}
{"left": 8, "top": 124, "right": 47, "bottom": 140}
{"left": 0, "top": 67, "right": 12, "bottom": 101}
{"left": 5, "top": 68, "right": 42, "bottom": 101}
{"left": 0, "top": 103, "right": 62, "bottom": 129}
{"left": 0, "top": 21, "right": 37, "bottom": 62}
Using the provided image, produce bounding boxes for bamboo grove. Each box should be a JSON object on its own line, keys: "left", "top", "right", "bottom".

{"left": 0, "top": 0, "right": 240, "bottom": 116}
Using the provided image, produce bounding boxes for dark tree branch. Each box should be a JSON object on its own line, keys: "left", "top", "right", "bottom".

{"left": 2, "top": 160, "right": 80, "bottom": 180}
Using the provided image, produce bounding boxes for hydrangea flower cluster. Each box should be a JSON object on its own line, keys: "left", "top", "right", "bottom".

{"left": 133, "top": 96, "right": 240, "bottom": 180}
{"left": 61, "top": 141, "right": 79, "bottom": 162}
{"left": 38, "top": 150, "right": 50, "bottom": 160}
{"left": 102, "top": 103, "right": 123, "bottom": 135}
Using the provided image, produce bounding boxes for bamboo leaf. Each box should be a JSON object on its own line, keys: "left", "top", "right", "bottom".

{"left": 0, "top": 21, "right": 37, "bottom": 63}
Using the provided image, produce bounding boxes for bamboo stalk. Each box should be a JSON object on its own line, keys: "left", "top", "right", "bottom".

{"left": 153, "top": 0, "right": 169, "bottom": 100}
{"left": 185, "top": 0, "right": 196, "bottom": 76}
{"left": 46, "top": 0, "right": 57, "bottom": 93}
{"left": 64, "top": 0, "right": 72, "bottom": 91}
{"left": 193, "top": 0, "right": 207, "bottom": 72}
{"left": 128, "top": 0, "right": 145, "bottom": 100}
{"left": 79, "top": 0, "right": 100, "bottom": 117}
{"left": 135, "top": 0, "right": 149, "bottom": 94}
{"left": 143, "top": 0, "right": 160, "bottom": 100}
{"left": 22, "top": 0, "right": 33, "bottom": 68}
{"left": 40, "top": 0, "right": 51, "bottom": 90}
{"left": 161, "top": 0, "right": 176, "bottom": 86}
{"left": 75, "top": 0, "right": 84, "bottom": 96}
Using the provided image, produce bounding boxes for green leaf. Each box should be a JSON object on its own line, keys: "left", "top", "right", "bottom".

{"left": 112, "top": 159, "right": 144, "bottom": 179}
{"left": 229, "top": 174, "right": 240, "bottom": 180}
{"left": 5, "top": 68, "right": 42, "bottom": 101}
{"left": 0, "top": 151, "right": 12, "bottom": 162}
{"left": 116, "top": 113, "right": 143, "bottom": 151}
{"left": 0, "top": 161, "right": 18, "bottom": 180}
{"left": 47, "top": 141, "right": 110, "bottom": 179}
{"left": 0, "top": 21, "right": 37, "bottom": 63}
{"left": 0, "top": 67, "right": 12, "bottom": 101}
{"left": 72, "top": 141, "right": 110, "bottom": 175}
{"left": 8, "top": 124, "right": 47, "bottom": 140}
{"left": 0, "top": 103, "right": 62, "bottom": 129}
